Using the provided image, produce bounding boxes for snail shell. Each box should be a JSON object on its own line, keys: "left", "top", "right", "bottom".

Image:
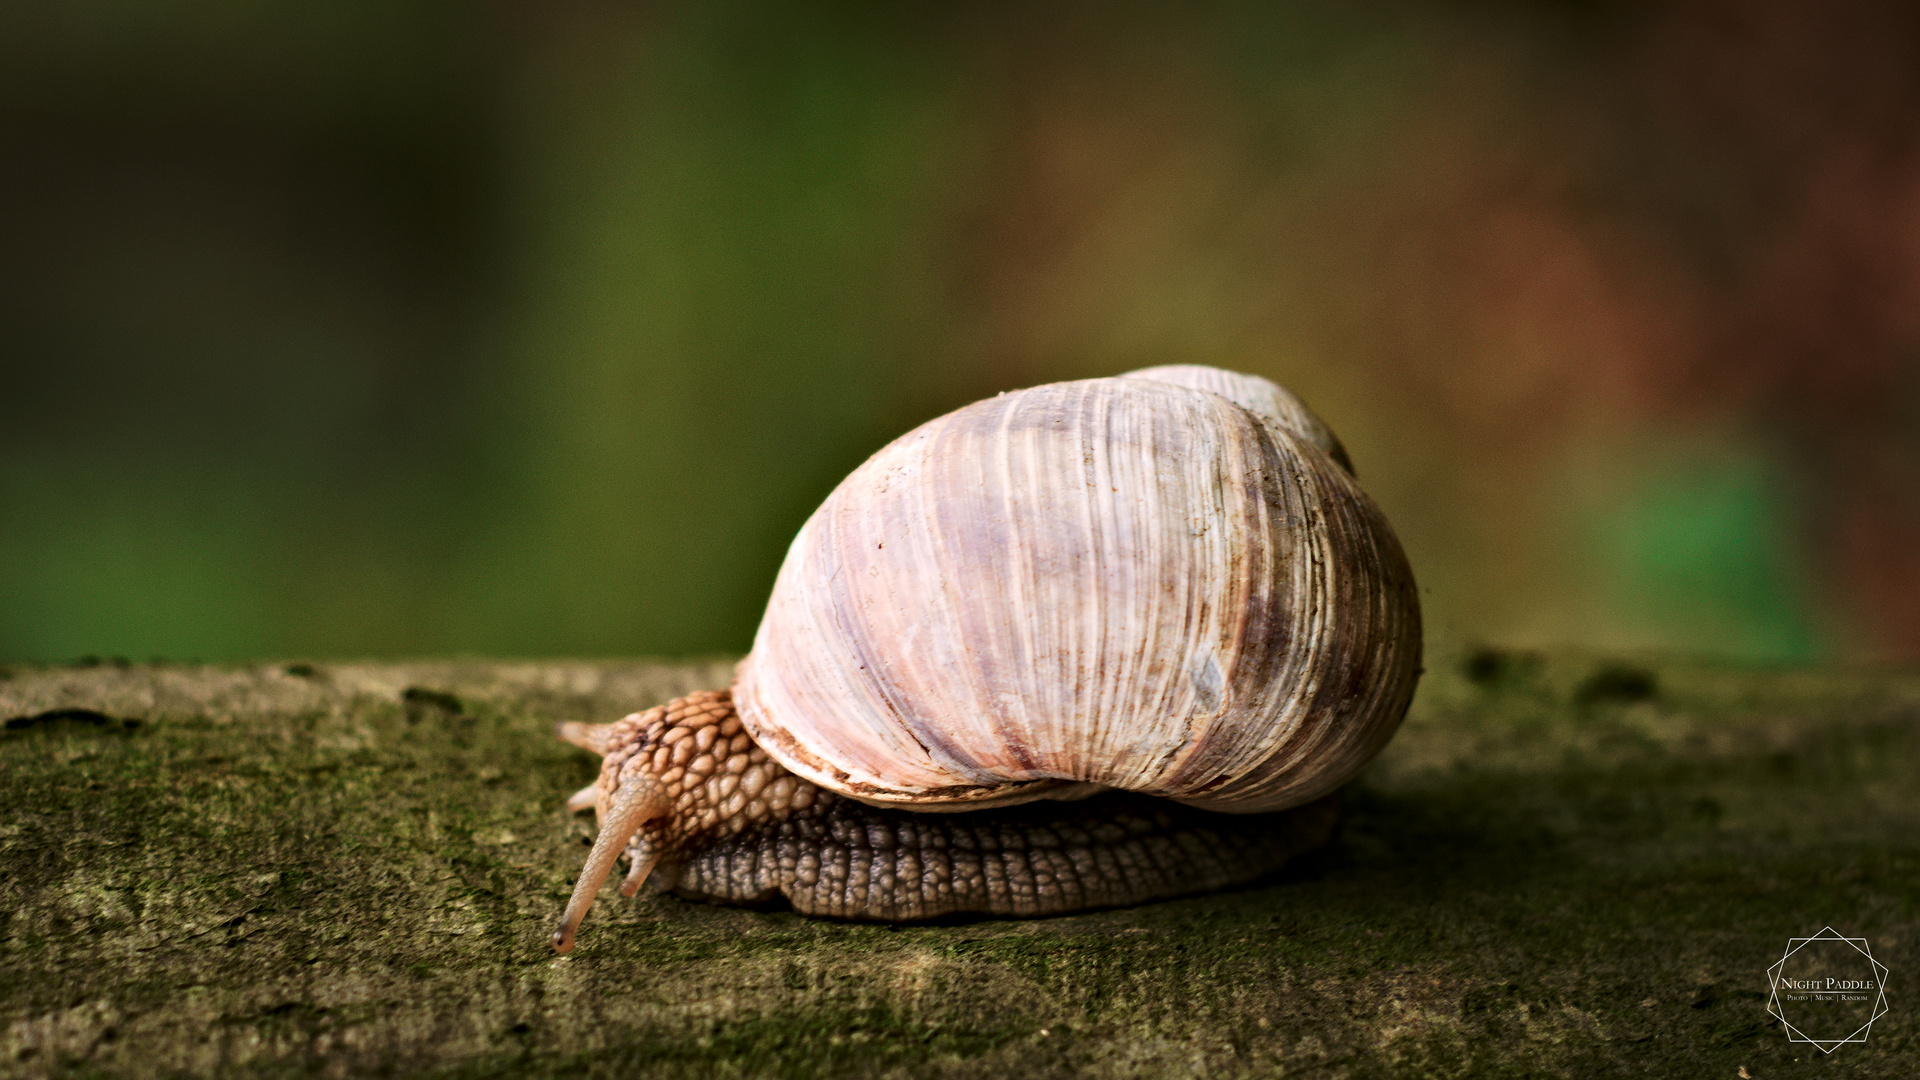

{"left": 735, "top": 367, "right": 1419, "bottom": 815}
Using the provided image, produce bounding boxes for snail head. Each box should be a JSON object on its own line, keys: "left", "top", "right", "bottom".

{"left": 549, "top": 691, "right": 819, "bottom": 953}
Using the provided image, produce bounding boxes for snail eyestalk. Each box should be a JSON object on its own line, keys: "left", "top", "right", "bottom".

{"left": 550, "top": 774, "right": 662, "bottom": 954}
{"left": 557, "top": 720, "right": 618, "bottom": 755}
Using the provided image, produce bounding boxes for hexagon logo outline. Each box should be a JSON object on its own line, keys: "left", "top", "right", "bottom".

{"left": 1765, "top": 926, "right": 1891, "bottom": 1053}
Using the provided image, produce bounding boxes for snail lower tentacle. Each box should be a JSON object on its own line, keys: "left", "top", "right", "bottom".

{"left": 551, "top": 692, "right": 1340, "bottom": 949}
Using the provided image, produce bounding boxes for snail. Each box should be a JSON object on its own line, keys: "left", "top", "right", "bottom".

{"left": 549, "top": 364, "right": 1421, "bottom": 952}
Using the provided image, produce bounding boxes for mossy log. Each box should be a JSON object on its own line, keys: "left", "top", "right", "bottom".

{"left": 2, "top": 653, "right": 1915, "bottom": 1078}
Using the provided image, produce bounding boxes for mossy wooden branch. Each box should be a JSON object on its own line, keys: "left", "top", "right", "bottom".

{"left": 2, "top": 654, "right": 1915, "bottom": 1077}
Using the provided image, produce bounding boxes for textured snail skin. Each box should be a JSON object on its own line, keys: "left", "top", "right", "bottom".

{"left": 551, "top": 692, "right": 1338, "bottom": 950}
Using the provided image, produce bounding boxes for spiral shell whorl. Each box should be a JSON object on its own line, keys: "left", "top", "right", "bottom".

{"left": 734, "top": 370, "right": 1420, "bottom": 815}
{"left": 1123, "top": 364, "right": 1354, "bottom": 474}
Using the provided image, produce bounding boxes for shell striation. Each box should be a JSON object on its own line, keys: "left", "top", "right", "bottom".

{"left": 734, "top": 368, "right": 1421, "bottom": 816}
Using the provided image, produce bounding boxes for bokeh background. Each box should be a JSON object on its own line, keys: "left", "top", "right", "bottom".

{"left": 5, "top": 0, "right": 1919, "bottom": 665}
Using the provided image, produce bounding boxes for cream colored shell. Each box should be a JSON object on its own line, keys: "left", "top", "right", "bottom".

{"left": 733, "top": 366, "right": 1421, "bottom": 814}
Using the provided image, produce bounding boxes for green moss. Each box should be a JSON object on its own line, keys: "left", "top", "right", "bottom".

{"left": 2, "top": 654, "right": 1915, "bottom": 1077}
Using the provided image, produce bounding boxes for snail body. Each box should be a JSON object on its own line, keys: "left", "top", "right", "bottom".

{"left": 551, "top": 366, "right": 1419, "bottom": 952}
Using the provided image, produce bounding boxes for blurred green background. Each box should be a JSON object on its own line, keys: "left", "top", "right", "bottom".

{"left": 4, "top": 0, "right": 1919, "bottom": 664}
